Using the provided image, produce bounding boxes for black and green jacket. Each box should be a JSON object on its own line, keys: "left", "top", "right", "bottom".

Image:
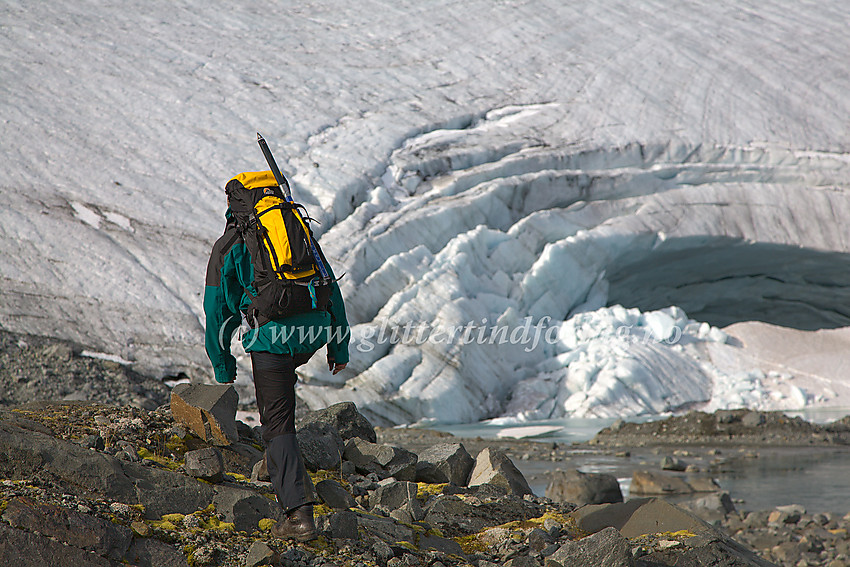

{"left": 203, "top": 210, "right": 350, "bottom": 383}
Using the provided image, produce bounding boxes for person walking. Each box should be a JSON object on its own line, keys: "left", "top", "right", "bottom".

{"left": 203, "top": 170, "right": 350, "bottom": 542}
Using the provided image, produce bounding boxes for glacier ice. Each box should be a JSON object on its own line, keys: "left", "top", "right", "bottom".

{"left": 2, "top": 0, "right": 850, "bottom": 424}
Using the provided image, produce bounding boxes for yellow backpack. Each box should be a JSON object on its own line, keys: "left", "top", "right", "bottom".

{"left": 225, "top": 171, "right": 331, "bottom": 326}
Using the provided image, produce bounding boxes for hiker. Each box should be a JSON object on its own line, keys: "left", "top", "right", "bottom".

{"left": 203, "top": 170, "right": 350, "bottom": 542}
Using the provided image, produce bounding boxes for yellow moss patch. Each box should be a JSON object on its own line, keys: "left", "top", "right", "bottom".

{"left": 305, "top": 535, "right": 333, "bottom": 552}
{"left": 258, "top": 518, "right": 277, "bottom": 531}
{"left": 0, "top": 500, "right": 8, "bottom": 515}
{"left": 309, "top": 469, "right": 348, "bottom": 486}
{"left": 199, "top": 516, "right": 235, "bottom": 531}
{"left": 313, "top": 504, "right": 333, "bottom": 517}
{"left": 161, "top": 513, "right": 185, "bottom": 524}
{"left": 394, "top": 541, "right": 417, "bottom": 552}
{"left": 227, "top": 472, "right": 249, "bottom": 482}
{"left": 426, "top": 526, "right": 445, "bottom": 538}
{"left": 130, "top": 504, "right": 146, "bottom": 514}
{"left": 416, "top": 483, "right": 447, "bottom": 501}
{"left": 150, "top": 520, "right": 178, "bottom": 531}
{"left": 454, "top": 534, "right": 487, "bottom": 554}
{"left": 165, "top": 434, "right": 190, "bottom": 455}
{"left": 136, "top": 447, "right": 183, "bottom": 471}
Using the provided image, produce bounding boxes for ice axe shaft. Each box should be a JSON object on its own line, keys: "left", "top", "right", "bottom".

{"left": 257, "top": 133, "right": 292, "bottom": 200}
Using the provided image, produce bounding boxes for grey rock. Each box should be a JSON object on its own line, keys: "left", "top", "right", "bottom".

{"left": 682, "top": 492, "right": 737, "bottom": 523}
{"left": 545, "top": 527, "right": 634, "bottom": 567}
{"left": 250, "top": 454, "right": 269, "bottom": 482}
{"left": 418, "top": 533, "right": 465, "bottom": 556}
{"left": 356, "top": 511, "right": 416, "bottom": 544}
{"left": 221, "top": 442, "right": 264, "bottom": 477}
{"left": 124, "top": 538, "right": 188, "bottom": 567}
{"left": 372, "top": 540, "right": 394, "bottom": 565}
{"left": 244, "top": 541, "right": 276, "bottom": 567}
{"left": 506, "top": 557, "right": 541, "bottom": 567}
{"left": 467, "top": 447, "right": 533, "bottom": 496}
{"left": 0, "top": 419, "right": 216, "bottom": 519}
{"left": 212, "top": 485, "right": 282, "bottom": 532}
{"left": 528, "top": 527, "right": 553, "bottom": 552}
{"left": 415, "top": 443, "right": 474, "bottom": 486}
{"left": 0, "top": 497, "right": 187, "bottom": 567}
{"left": 170, "top": 383, "right": 239, "bottom": 445}
{"left": 184, "top": 447, "right": 225, "bottom": 483}
{"left": 297, "top": 421, "right": 345, "bottom": 471}
{"left": 327, "top": 510, "right": 359, "bottom": 540}
{"left": 344, "top": 438, "right": 418, "bottom": 481}
{"left": 661, "top": 456, "right": 688, "bottom": 471}
{"left": 0, "top": 523, "right": 115, "bottom": 567}
{"left": 742, "top": 411, "right": 767, "bottom": 427}
{"left": 298, "top": 401, "right": 377, "bottom": 443}
{"left": 545, "top": 469, "right": 623, "bottom": 506}
{"left": 424, "top": 493, "right": 542, "bottom": 538}
{"left": 371, "top": 480, "right": 420, "bottom": 516}
{"left": 316, "top": 479, "right": 356, "bottom": 509}
{"left": 3, "top": 497, "right": 132, "bottom": 561}
{"left": 82, "top": 434, "right": 105, "bottom": 451}
{"left": 630, "top": 470, "right": 694, "bottom": 495}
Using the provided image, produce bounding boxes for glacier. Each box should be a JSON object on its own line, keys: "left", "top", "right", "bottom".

{"left": 2, "top": 0, "right": 850, "bottom": 426}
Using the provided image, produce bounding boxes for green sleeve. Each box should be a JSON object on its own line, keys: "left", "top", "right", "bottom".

{"left": 204, "top": 237, "right": 246, "bottom": 383}
{"left": 326, "top": 274, "right": 350, "bottom": 365}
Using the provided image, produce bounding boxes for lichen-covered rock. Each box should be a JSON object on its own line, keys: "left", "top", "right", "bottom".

{"left": 170, "top": 384, "right": 238, "bottom": 446}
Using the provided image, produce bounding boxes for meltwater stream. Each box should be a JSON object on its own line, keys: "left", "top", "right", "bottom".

{"left": 430, "top": 410, "right": 850, "bottom": 514}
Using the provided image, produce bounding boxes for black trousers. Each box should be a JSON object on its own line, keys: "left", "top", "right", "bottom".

{"left": 251, "top": 350, "right": 316, "bottom": 513}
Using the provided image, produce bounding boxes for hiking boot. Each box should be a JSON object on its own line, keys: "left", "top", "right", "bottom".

{"left": 271, "top": 505, "right": 317, "bottom": 542}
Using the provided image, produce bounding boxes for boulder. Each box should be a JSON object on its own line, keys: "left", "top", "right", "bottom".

{"left": 423, "top": 492, "right": 542, "bottom": 538}
{"left": 545, "top": 469, "right": 623, "bottom": 505}
{"left": 681, "top": 492, "right": 737, "bottom": 523}
{"left": 0, "top": 498, "right": 187, "bottom": 567}
{"left": 0, "top": 523, "right": 116, "bottom": 567}
{"left": 467, "top": 447, "right": 532, "bottom": 496}
{"left": 370, "top": 479, "right": 424, "bottom": 521}
{"left": 2, "top": 497, "right": 132, "bottom": 561}
{"left": 355, "top": 510, "right": 416, "bottom": 544}
{"left": 343, "top": 438, "right": 417, "bottom": 480}
{"left": 545, "top": 527, "right": 634, "bottom": 567}
{"left": 298, "top": 401, "right": 376, "bottom": 443}
{"left": 415, "top": 443, "right": 474, "bottom": 486}
{"left": 184, "top": 447, "right": 225, "bottom": 483}
{"left": 124, "top": 538, "right": 188, "bottom": 567}
{"left": 250, "top": 454, "right": 269, "bottom": 482}
{"left": 170, "top": 383, "right": 238, "bottom": 446}
{"left": 244, "top": 541, "right": 276, "bottom": 567}
{"left": 326, "top": 510, "right": 359, "bottom": 540}
{"left": 297, "top": 421, "right": 345, "bottom": 471}
{"left": 212, "top": 485, "right": 282, "bottom": 533}
{"left": 0, "top": 419, "right": 216, "bottom": 519}
{"left": 315, "top": 479, "right": 356, "bottom": 510}
{"left": 661, "top": 456, "right": 688, "bottom": 471}
{"left": 630, "top": 470, "right": 694, "bottom": 495}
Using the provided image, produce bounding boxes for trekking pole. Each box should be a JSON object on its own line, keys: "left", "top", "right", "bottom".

{"left": 256, "top": 133, "right": 331, "bottom": 281}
